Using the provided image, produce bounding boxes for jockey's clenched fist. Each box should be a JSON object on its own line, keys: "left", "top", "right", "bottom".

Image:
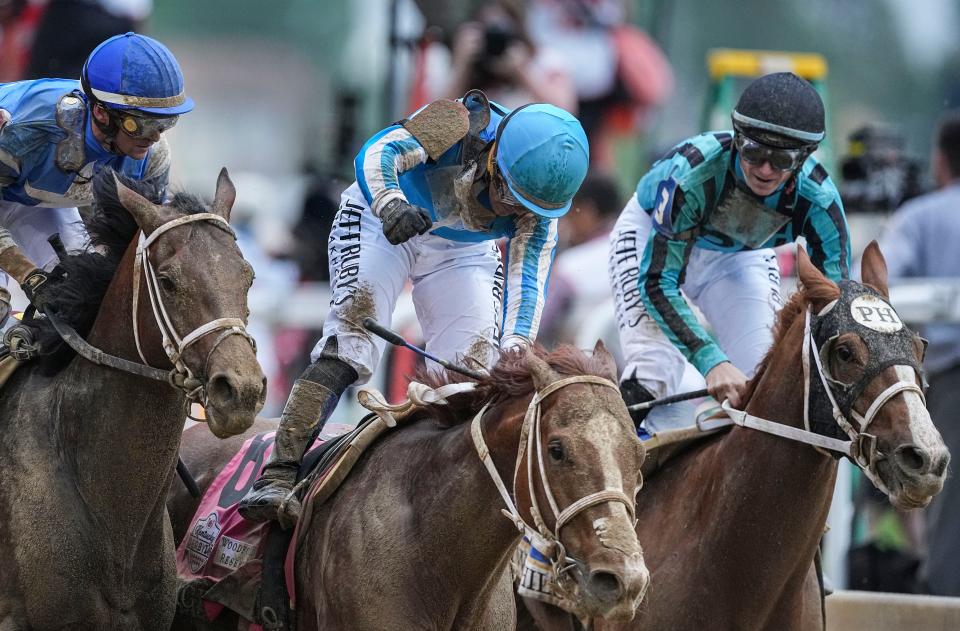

{"left": 380, "top": 198, "right": 433, "bottom": 245}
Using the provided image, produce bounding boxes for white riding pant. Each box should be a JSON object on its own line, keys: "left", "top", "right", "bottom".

{"left": 609, "top": 196, "right": 782, "bottom": 399}
{"left": 312, "top": 183, "right": 504, "bottom": 384}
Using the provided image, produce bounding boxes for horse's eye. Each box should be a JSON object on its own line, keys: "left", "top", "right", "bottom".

{"left": 158, "top": 275, "right": 176, "bottom": 293}
{"left": 835, "top": 344, "right": 853, "bottom": 363}
{"left": 548, "top": 440, "right": 565, "bottom": 463}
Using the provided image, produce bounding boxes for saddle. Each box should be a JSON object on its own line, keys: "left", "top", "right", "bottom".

{"left": 175, "top": 382, "right": 468, "bottom": 630}
{"left": 640, "top": 403, "right": 733, "bottom": 479}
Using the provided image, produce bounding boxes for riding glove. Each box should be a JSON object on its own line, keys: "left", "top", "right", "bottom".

{"left": 380, "top": 198, "right": 433, "bottom": 245}
{"left": 20, "top": 268, "right": 56, "bottom": 314}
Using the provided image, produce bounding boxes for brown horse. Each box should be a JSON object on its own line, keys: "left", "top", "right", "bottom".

{"left": 168, "top": 342, "right": 650, "bottom": 630}
{"left": 0, "top": 170, "right": 265, "bottom": 630}
{"left": 523, "top": 243, "right": 949, "bottom": 631}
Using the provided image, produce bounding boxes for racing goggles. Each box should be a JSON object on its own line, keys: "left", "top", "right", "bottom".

{"left": 734, "top": 134, "right": 806, "bottom": 171}
{"left": 112, "top": 110, "right": 179, "bottom": 139}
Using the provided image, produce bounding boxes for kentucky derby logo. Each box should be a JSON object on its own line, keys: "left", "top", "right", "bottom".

{"left": 185, "top": 512, "right": 221, "bottom": 574}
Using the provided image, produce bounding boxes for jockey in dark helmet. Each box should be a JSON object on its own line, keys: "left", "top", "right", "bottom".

{"left": 611, "top": 71, "right": 850, "bottom": 433}
{"left": 0, "top": 32, "right": 192, "bottom": 342}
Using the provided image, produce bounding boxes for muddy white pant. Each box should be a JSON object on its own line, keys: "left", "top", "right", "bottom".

{"left": 608, "top": 195, "right": 782, "bottom": 401}
{"left": 0, "top": 201, "right": 88, "bottom": 331}
{"left": 312, "top": 183, "right": 504, "bottom": 384}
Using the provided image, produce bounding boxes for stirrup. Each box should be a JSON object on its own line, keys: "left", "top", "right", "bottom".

{"left": 238, "top": 475, "right": 300, "bottom": 528}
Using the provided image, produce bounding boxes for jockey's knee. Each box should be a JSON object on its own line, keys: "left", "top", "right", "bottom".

{"left": 620, "top": 377, "right": 656, "bottom": 428}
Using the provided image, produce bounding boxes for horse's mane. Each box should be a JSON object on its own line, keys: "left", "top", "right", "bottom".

{"left": 407, "top": 344, "right": 618, "bottom": 428}
{"left": 740, "top": 271, "right": 853, "bottom": 402}
{"left": 31, "top": 168, "right": 208, "bottom": 371}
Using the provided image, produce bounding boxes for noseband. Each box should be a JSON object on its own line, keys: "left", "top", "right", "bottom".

{"left": 131, "top": 213, "right": 256, "bottom": 408}
{"left": 471, "top": 374, "right": 638, "bottom": 603}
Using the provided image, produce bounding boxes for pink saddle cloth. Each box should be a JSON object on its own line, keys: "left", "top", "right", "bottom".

{"left": 175, "top": 423, "right": 353, "bottom": 627}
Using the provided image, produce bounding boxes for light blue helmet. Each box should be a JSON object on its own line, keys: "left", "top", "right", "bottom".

{"left": 81, "top": 32, "right": 194, "bottom": 116}
{"left": 494, "top": 104, "right": 589, "bottom": 218}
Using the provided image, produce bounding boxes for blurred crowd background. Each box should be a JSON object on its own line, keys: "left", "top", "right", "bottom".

{"left": 4, "top": 0, "right": 960, "bottom": 600}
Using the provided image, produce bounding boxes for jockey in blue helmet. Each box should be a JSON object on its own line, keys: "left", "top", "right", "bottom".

{"left": 238, "top": 92, "right": 589, "bottom": 527}
{"left": 0, "top": 32, "right": 192, "bottom": 336}
{"left": 81, "top": 31, "right": 194, "bottom": 160}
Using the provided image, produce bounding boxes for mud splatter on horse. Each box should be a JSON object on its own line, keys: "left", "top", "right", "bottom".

{"left": 0, "top": 169, "right": 264, "bottom": 630}
{"left": 169, "top": 342, "right": 649, "bottom": 630}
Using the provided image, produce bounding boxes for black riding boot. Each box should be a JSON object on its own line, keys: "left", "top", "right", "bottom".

{"left": 620, "top": 377, "right": 657, "bottom": 431}
{"left": 238, "top": 357, "right": 357, "bottom": 528}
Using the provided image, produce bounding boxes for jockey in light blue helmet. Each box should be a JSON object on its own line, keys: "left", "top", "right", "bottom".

{"left": 81, "top": 32, "right": 194, "bottom": 151}
{"left": 491, "top": 103, "right": 590, "bottom": 218}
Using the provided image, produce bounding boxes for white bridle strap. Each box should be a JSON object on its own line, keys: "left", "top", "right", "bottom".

{"left": 723, "top": 306, "right": 925, "bottom": 492}
{"left": 721, "top": 400, "right": 853, "bottom": 456}
{"left": 130, "top": 212, "right": 254, "bottom": 401}
{"left": 470, "top": 373, "right": 637, "bottom": 545}
{"left": 852, "top": 380, "right": 925, "bottom": 431}
{"left": 470, "top": 405, "right": 525, "bottom": 531}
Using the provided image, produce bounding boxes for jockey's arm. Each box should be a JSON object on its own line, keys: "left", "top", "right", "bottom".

{"left": 500, "top": 211, "right": 559, "bottom": 350}
{"left": 354, "top": 125, "right": 429, "bottom": 218}
{"left": 801, "top": 197, "right": 852, "bottom": 282}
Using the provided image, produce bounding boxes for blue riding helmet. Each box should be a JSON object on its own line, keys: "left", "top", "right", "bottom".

{"left": 81, "top": 32, "right": 194, "bottom": 116}
{"left": 494, "top": 104, "right": 589, "bottom": 218}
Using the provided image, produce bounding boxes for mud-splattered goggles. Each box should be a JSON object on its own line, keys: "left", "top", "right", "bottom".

{"left": 112, "top": 110, "right": 179, "bottom": 139}
{"left": 735, "top": 134, "right": 806, "bottom": 171}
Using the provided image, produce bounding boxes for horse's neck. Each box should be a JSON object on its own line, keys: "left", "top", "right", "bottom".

{"left": 718, "top": 317, "right": 838, "bottom": 577}
{"left": 384, "top": 398, "right": 529, "bottom": 614}
{"left": 64, "top": 240, "right": 184, "bottom": 519}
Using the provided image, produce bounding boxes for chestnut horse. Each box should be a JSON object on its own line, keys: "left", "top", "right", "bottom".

{"left": 524, "top": 243, "right": 949, "bottom": 631}
{"left": 0, "top": 170, "right": 265, "bottom": 630}
{"left": 168, "top": 343, "right": 650, "bottom": 630}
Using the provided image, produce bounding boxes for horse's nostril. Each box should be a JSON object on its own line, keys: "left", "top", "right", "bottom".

{"left": 587, "top": 570, "right": 624, "bottom": 603}
{"left": 893, "top": 445, "right": 929, "bottom": 473}
{"left": 933, "top": 452, "right": 949, "bottom": 477}
{"left": 208, "top": 373, "right": 237, "bottom": 407}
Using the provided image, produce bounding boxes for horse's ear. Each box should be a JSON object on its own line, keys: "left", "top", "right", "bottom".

{"left": 114, "top": 173, "right": 163, "bottom": 234}
{"left": 797, "top": 244, "right": 838, "bottom": 310}
{"left": 526, "top": 348, "right": 560, "bottom": 390}
{"left": 860, "top": 240, "right": 890, "bottom": 299}
{"left": 211, "top": 167, "right": 236, "bottom": 221}
{"left": 592, "top": 339, "right": 618, "bottom": 381}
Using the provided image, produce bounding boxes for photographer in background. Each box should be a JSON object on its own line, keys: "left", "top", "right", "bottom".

{"left": 840, "top": 124, "right": 925, "bottom": 214}
{"left": 443, "top": 2, "right": 576, "bottom": 112}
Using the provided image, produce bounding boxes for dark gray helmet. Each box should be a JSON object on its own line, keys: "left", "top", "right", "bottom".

{"left": 732, "top": 72, "right": 825, "bottom": 149}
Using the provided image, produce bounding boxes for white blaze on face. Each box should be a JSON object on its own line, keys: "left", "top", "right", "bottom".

{"left": 589, "top": 410, "right": 634, "bottom": 523}
{"left": 895, "top": 365, "right": 945, "bottom": 455}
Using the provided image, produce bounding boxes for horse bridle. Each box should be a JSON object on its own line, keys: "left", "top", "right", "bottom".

{"left": 471, "top": 375, "right": 638, "bottom": 598}
{"left": 131, "top": 212, "right": 256, "bottom": 408}
{"left": 720, "top": 285, "right": 925, "bottom": 494}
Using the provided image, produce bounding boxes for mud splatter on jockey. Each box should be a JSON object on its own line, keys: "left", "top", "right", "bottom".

{"left": 239, "top": 90, "right": 589, "bottom": 527}
{"left": 609, "top": 72, "right": 852, "bottom": 430}
{"left": 0, "top": 32, "right": 192, "bottom": 345}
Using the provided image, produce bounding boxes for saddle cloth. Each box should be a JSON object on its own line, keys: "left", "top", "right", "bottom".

{"left": 175, "top": 416, "right": 393, "bottom": 627}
